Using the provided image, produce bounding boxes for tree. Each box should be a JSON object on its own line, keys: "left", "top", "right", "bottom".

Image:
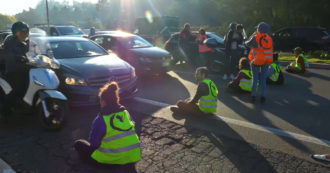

{"left": 0, "top": 14, "right": 16, "bottom": 30}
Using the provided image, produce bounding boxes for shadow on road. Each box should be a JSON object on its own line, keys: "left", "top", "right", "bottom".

{"left": 172, "top": 112, "right": 277, "bottom": 173}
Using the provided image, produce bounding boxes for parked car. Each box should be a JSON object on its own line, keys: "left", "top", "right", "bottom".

{"left": 272, "top": 27, "right": 330, "bottom": 52}
{"left": 35, "top": 24, "right": 88, "bottom": 38}
{"left": 90, "top": 31, "right": 172, "bottom": 75}
{"left": 31, "top": 37, "right": 138, "bottom": 106}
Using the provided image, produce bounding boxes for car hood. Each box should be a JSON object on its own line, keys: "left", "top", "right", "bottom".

{"left": 129, "top": 47, "right": 170, "bottom": 58}
{"left": 57, "top": 54, "right": 131, "bottom": 78}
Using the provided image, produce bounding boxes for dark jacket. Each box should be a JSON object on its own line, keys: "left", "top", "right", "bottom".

{"left": 3, "top": 35, "right": 29, "bottom": 74}
{"left": 189, "top": 82, "right": 209, "bottom": 104}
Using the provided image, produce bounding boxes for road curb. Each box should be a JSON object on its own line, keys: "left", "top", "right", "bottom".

{"left": 0, "top": 158, "right": 15, "bottom": 173}
{"left": 280, "top": 61, "right": 330, "bottom": 70}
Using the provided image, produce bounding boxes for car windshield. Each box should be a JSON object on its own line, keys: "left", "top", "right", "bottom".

{"left": 120, "top": 36, "right": 153, "bottom": 48}
{"left": 48, "top": 40, "right": 107, "bottom": 59}
{"left": 208, "top": 33, "right": 224, "bottom": 44}
{"left": 57, "top": 26, "right": 84, "bottom": 35}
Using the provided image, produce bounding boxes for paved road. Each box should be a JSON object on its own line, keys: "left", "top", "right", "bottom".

{"left": 128, "top": 65, "right": 330, "bottom": 159}
{"left": 0, "top": 64, "right": 329, "bottom": 172}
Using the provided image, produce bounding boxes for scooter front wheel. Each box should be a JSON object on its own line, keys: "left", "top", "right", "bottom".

{"left": 37, "top": 98, "right": 68, "bottom": 131}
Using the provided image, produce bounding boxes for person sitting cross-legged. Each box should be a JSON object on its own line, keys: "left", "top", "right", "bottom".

{"left": 74, "top": 82, "right": 141, "bottom": 166}
{"left": 170, "top": 67, "right": 219, "bottom": 116}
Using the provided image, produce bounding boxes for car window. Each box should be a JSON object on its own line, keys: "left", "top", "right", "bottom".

{"left": 208, "top": 33, "right": 224, "bottom": 44}
{"left": 296, "top": 29, "right": 327, "bottom": 40}
{"left": 49, "top": 40, "right": 107, "bottom": 59}
{"left": 56, "top": 26, "right": 84, "bottom": 35}
{"left": 94, "top": 37, "right": 104, "bottom": 45}
{"left": 120, "top": 36, "right": 153, "bottom": 48}
{"left": 50, "top": 27, "right": 59, "bottom": 36}
{"left": 278, "top": 29, "right": 292, "bottom": 37}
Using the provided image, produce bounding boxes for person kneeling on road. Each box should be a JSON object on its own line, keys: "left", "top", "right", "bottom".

{"left": 286, "top": 47, "right": 309, "bottom": 74}
{"left": 267, "top": 52, "right": 284, "bottom": 85}
{"left": 227, "top": 57, "right": 253, "bottom": 92}
{"left": 170, "top": 67, "right": 218, "bottom": 116}
{"left": 74, "top": 82, "right": 141, "bottom": 165}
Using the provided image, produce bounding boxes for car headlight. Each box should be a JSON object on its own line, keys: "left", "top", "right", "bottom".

{"left": 65, "top": 76, "right": 87, "bottom": 86}
{"left": 140, "top": 57, "right": 152, "bottom": 63}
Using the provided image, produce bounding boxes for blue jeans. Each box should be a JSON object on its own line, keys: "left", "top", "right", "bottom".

{"left": 251, "top": 64, "right": 268, "bottom": 97}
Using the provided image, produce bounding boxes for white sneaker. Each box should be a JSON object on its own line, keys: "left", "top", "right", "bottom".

{"left": 230, "top": 74, "right": 235, "bottom": 80}
{"left": 222, "top": 74, "right": 228, "bottom": 80}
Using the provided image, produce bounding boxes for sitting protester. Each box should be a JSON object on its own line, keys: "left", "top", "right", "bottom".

{"left": 74, "top": 82, "right": 141, "bottom": 165}
{"left": 228, "top": 57, "right": 253, "bottom": 92}
{"left": 267, "top": 52, "right": 284, "bottom": 85}
{"left": 170, "top": 67, "right": 218, "bottom": 116}
{"left": 286, "top": 47, "right": 309, "bottom": 74}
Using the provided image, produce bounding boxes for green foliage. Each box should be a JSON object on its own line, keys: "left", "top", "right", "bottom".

{"left": 0, "top": 14, "right": 16, "bottom": 30}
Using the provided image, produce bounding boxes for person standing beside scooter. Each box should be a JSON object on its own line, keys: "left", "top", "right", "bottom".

{"left": 1, "top": 21, "right": 30, "bottom": 115}
{"left": 246, "top": 22, "right": 273, "bottom": 103}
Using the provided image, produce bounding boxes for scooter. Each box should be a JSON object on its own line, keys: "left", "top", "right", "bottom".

{"left": 0, "top": 54, "right": 68, "bottom": 130}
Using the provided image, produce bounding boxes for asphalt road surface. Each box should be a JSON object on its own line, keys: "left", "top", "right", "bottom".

{"left": 0, "top": 64, "right": 329, "bottom": 172}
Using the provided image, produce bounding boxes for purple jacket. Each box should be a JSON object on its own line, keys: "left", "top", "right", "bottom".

{"left": 89, "top": 104, "right": 126, "bottom": 150}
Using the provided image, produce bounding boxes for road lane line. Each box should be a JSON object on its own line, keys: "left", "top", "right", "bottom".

{"left": 134, "top": 97, "right": 330, "bottom": 147}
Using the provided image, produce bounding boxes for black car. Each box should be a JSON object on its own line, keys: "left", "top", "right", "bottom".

{"left": 90, "top": 31, "right": 172, "bottom": 75}
{"left": 272, "top": 27, "right": 330, "bottom": 52}
{"left": 31, "top": 37, "right": 138, "bottom": 106}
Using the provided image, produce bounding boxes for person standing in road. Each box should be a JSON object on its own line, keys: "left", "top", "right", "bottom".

{"left": 179, "top": 23, "right": 196, "bottom": 65}
{"left": 170, "top": 67, "right": 218, "bottom": 116}
{"left": 228, "top": 57, "right": 253, "bottom": 93}
{"left": 286, "top": 47, "right": 309, "bottom": 74}
{"left": 246, "top": 22, "right": 273, "bottom": 103}
{"left": 74, "top": 82, "right": 141, "bottom": 165}
{"left": 198, "top": 28, "right": 213, "bottom": 67}
{"left": 223, "top": 23, "right": 241, "bottom": 80}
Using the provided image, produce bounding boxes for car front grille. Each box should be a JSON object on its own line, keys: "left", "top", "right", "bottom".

{"left": 88, "top": 73, "right": 131, "bottom": 88}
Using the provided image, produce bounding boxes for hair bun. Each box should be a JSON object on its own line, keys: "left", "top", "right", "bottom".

{"left": 108, "top": 82, "right": 118, "bottom": 92}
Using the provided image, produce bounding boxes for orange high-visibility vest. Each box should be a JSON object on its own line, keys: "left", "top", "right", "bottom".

{"left": 199, "top": 35, "right": 213, "bottom": 53}
{"left": 248, "top": 33, "right": 273, "bottom": 65}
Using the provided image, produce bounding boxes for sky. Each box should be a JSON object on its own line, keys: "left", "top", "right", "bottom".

{"left": 0, "top": 0, "right": 98, "bottom": 15}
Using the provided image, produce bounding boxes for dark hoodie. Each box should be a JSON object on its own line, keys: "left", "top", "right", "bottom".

{"left": 89, "top": 103, "right": 126, "bottom": 150}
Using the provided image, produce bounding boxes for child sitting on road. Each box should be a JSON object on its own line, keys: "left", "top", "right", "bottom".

{"left": 227, "top": 57, "right": 253, "bottom": 92}
{"left": 267, "top": 52, "right": 284, "bottom": 85}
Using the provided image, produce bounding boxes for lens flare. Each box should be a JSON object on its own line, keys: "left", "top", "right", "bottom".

{"left": 145, "top": 10, "right": 153, "bottom": 23}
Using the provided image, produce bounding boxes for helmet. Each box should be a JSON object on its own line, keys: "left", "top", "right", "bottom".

{"left": 11, "top": 21, "right": 29, "bottom": 34}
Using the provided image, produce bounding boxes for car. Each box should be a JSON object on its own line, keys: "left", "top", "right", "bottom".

{"left": 31, "top": 37, "right": 138, "bottom": 107}
{"left": 35, "top": 24, "right": 88, "bottom": 38}
{"left": 164, "top": 31, "right": 226, "bottom": 64}
{"left": 90, "top": 31, "right": 172, "bottom": 75}
{"left": 272, "top": 27, "right": 330, "bottom": 52}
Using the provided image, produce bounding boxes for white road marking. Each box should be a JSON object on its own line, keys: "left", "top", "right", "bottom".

{"left": 134, "top": 97, "right": 330, "bottom": 147}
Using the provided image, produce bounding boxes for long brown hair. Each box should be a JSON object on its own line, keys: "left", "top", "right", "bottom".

{"left": 239, "top": 57, "right": 250, "bottom": 70}
{"left": 99, "top": 82, "right": 120, "bottom": 106}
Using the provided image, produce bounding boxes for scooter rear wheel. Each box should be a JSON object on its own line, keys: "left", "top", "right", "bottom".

{"left": 37, "top": 99, "right": 68, "bottom": 131}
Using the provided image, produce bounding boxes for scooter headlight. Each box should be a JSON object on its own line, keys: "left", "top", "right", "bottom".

{"left": 65, "top": 76, "right": 87, "bottom": 86}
